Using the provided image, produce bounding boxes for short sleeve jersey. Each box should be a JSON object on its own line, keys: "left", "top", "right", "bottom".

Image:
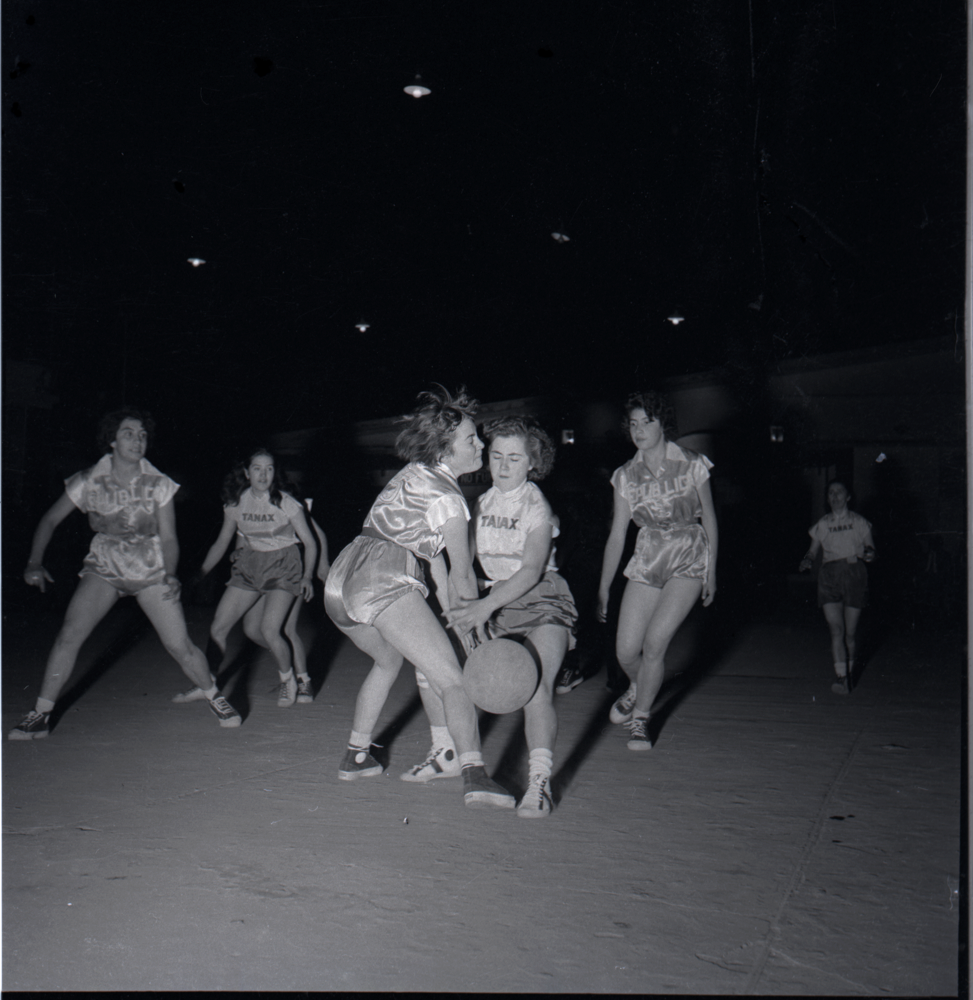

{"left": 474, "top": 481, "right": 559, "bottom": 583}
{"left": 226, "top": 488, "right": 303, "bottom": 552}
{"left": 810, "top": 511, "right": 872, "bottom": 564}
{"left": 363, "top": 462, "right": 469, "bottom": 561}
{"left": 611, "top": 442, "right": 713, "bottom": 530}
{"left": 64, "top": 455, "right": 179, "bottom": 539}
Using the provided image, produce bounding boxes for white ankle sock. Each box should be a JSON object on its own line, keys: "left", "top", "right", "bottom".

{"left": 349, "top": 730, "right": 372, "bottom": 749}
{"left": 35, "top": 697, "right": 55, "bottom": 715}
{"left": 430, "top": 725, "right": 453, "bottom": 751}
{"left": 460, "top": 751, "right": 484, "bottom": 770}
{"left": 528, "top": 748, "right": 553, "bottom": 780}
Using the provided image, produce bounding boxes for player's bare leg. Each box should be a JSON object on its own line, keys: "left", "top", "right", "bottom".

{"left": 522, "top": 625, "right": 569, "bottom": 752}
{"left": 399, "top": 680, "right": 460, "bottom": 782}
{"left": 39, "top": 574, "right": 121, "bottom": 704}
{"left": 518, "top": 625, "right": 569, "bottom": 818}
{"left": 138, "top": 584, "right": 241, "bottom": 727}
{"left": 843, "top": 606, "right": 862, "bottom": 674}
{"left": 371, "top": 592, "right": 513, "bottom": 808}
{"left": 822, "top": 601, "right": 849, "bottom": 687}
{"left": 244, "top": 595, "right": 313, "bottom": 702}
{"left": 613, "top": 577, "right": 701, "bottom": 747}
{"left": 172, "top": 585, "right": 261, "bottom": 703}
{"left": 9, "top": 575, "right": 121, "bottom": 738}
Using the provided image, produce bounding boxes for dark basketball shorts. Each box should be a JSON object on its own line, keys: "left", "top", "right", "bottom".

{"left": 817, "top": 559, "right": 868, "bottom": 609}
{"left": 228, "top": 543, "right": 303, "bottom": 596}
{"left": 485, "top": 571, "right": 578, "bottom": 651}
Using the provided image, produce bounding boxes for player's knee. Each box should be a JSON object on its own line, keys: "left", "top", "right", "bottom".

{"left": 209, "top": 623, "right": 230, "bottom": 646}
{"left": 258, "top": 623, "right": 283, "bottom": 647}
{"left": 164, "top": 640, "right": 196, "bottom": 666}
{"left": 641, "top": 637, "right": 668, "bottom": 661}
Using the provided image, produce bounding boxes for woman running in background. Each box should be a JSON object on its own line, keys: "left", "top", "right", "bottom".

{"left": 799, "top": 479, "right": 875, "bottom": 694}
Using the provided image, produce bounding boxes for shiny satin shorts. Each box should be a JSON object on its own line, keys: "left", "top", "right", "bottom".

{"left": 623, "top": 523, "right": 709, "bottom": 589}
{"left": 485, "top": 571, "right": 578, "bottom": 650}
{"left": 79, "top": 532, "right": 167, "bottom": 594}
{"left": 228, "top": 543, "right": 303, "bottom": 596}
{"left": 324, "top": 535, "right": 428, "bottom": 630}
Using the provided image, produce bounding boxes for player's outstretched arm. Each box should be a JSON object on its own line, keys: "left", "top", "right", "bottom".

{"left": 156, "top": 500, "right": 183, "bottom": 601}
{"left": 200, "top": 510, "right": 238, "bottom": 577}
{"left": 596, "top": 488, "right": 632, "bottom": 620}
{"left": 697, "top": 479, "right": 718, "bottom": 606}
{"left": 289, "top": 505, "right": 318, "bottom": 601}
{"left": 24, "top": 491, "right": 77, "bottom": 591}
{"left": 799, "top": 538, "right": 822, "bottom": 572}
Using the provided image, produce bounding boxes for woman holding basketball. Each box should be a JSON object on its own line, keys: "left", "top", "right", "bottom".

{"left": 172, "top": 448, "right": 317, "bottom": 708}
{"left": 799, "top": 479, "right": 875, "bottom": 694}
{"left": 597, "top": 391, "right": 718, "bottom": 750}
{"left": 324, "top": 386, "right": 515, "bottom": 810}
{"left": 438, "top": 415, "right": 578, "bottom": 819}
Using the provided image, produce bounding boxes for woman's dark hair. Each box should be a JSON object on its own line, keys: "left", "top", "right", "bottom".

{"left": 97, "top": 408, "right": 156, "bottom": 453}
{"left": 482, "top": 415, "right": 556, "bottom": 481}
{"left": 395, "top": 385, "right": 478, "bottom": 465}
{"left": 222, "top": 448, "right": 295, "bottom": 509}
{"left": 826, "top": 478, "right": 852, "bottom": 503}
{"left": 622, "top": 390, "right": 677, "bottom": 441}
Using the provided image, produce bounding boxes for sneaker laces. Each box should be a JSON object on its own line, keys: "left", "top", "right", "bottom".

{"left": 410, "top": 746, "right": 445, "bottom": 773}
{"left": 623, "top": 716, "right": 648, "bottom": 737}
{"left": 617, "top": 685, "right": 637, "bottom": 712}
{"left": 21, "top": 710, "right": 47, "bottom": 725}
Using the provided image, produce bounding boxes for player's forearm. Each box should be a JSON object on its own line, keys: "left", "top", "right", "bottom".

{"left": 301, "top": 540, "right": 317, "bottom": 580}
{"left": 598, "top": 534, "right": 625, "bottom": 594}
{"left": 27, "top": 515, "right": 58, "bottom": 567}
{"left": 160, "top": 538, "right": 180, "bottom": 577}
{"left": 479, "top": 564, "right": 543, "bottom": 616}
{"left": 448, "top": 566, "right": 479, "bottom": 604}
{"left": 701, "top": 512, "right": 718, "bottom": 568}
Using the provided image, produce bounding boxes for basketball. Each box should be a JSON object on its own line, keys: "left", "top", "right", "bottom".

{"left": 463, "top": 638, "right": 539, "bottom": 714}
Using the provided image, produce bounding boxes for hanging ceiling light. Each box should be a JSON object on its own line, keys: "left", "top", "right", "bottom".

{"left": 404, "top": 75, "right": 431, "bottom": 98}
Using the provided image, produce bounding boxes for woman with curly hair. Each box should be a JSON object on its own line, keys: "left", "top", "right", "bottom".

{"left": 173, "top": 448, "right": 317, "bottom": 708}
{"left": 417, "top": 415, "right": 578, "bottom": 819}
{"left": 324, "top": 386, "right": 515, "bottom": 810}
{"left": 597, "top": 390, "right": 718, "bottom": 751}
{"left": 9, "top": 408, "right": 240, "bottom": 739}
